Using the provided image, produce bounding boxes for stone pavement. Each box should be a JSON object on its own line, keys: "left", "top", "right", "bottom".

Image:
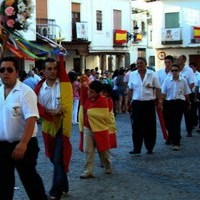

{"left": 14, "top": 113, "right": 200, "bottom": 200}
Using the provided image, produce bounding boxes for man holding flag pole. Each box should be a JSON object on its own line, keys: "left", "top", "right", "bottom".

{"left": 35, "top": 55, "right": 73, "bottom": 200}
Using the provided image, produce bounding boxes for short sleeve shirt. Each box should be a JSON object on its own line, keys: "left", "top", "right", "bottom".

{"left": 0, "top": 80, "right": 39, "bottom": 142}
{"left": 157, "top": 68, "right": 171, "bottom": 86}
{"left": 38, "top": 79, "right": 60, "bottom": 109}
{"left": 179, "top": 66, "right": 195, "bottom": 87}
{"left": 128, "top": 69, "right": 160, "bottom": 101}
{"left": 161, "top": 76, "right": 191, "bottom": 100}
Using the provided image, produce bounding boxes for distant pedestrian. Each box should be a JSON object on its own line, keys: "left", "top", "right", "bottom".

{"left": 35, "top": 57, "right": 73, "bottom": 200}
{"left": 68, "top": 71, "right": 80, "bottom": 125}
{"left": 0, "top": 56, "right": 47, "bottom": 200}
{"left": 23, "top": 70, "right": 40, "bottom": 90}
{"left": 161, "top": 64, "right": 191, "bottom": 150}
{"left": 128, "top": 57, "right": 162, "bottom": 155}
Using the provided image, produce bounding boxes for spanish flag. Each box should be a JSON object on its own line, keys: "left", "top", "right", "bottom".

{"left": 107, "top": 97, "right": 117, "bottom": 148}
{"left": 193, "top": 26, "right": 200, "bottom": 39}
{"left": 35, "top": 54, "right": 73, "bottom": 172}
{"left": 136, "top": 33, "right": 143, "bottom": 41}
{"left": 78, "top": 83, "right": 111, "bottom": 152}
{"left": 114, "top": 30, "right": 127, "bottom": 44}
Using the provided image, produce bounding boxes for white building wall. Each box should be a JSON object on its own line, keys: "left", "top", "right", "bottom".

{"left": 150, "top": 0, "right": 200, "bottom": 69}
{"left": 89, "top": 0, "right": 131, "bottom": 52}
{"left": 130, "top": 0, "right": 155, "bottom": 66}
{"left": 44, "top": 0, "right": 131, "bottom": 71}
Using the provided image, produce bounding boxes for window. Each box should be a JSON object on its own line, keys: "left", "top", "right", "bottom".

{"left": 72, "top": 3, "right": 80, "bottom": 40}
{"left": 165, "top": 12, "right": 179, "bottom": 28}
{"left": 141, "top": 21, "right": 146, "bottom": 34}
{"left": 113, "top": 10, "right": 121, "bottom": 29}
{"left": 96, "top": 10, "right": 102, "bottom": 31}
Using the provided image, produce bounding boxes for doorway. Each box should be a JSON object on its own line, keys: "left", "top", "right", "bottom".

{"left": 189, "top": 54, "right": 200, "bottom": 71}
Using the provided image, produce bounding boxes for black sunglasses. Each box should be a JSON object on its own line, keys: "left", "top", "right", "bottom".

{"left": 0, "top": 67, "right": 14, "bottom": 73}
{"left": 171, "top": 69, "right": 179, "bottom": 72}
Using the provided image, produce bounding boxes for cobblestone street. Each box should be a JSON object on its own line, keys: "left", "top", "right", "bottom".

{"left": 14, "top": 113, "right": 200, "bottom": 200}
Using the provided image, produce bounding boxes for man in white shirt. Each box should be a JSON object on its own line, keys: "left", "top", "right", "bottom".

{"left": 157, "top": 55, "right": 174, "bottom": 144}
{"left": 0, "top": 56, "right": 47, "bottom": 200}
{"left": 162, "top": 64, "right": 191, "bottom": 150}
{"left": 36, "top": 58, "right": 72, "bottom": 200}
{"left": 128, "top": 57, "right": 162, "bottom": 155}
{"left": 157, "top": 55, "right": 174, "bottom": 86}
{"left": 189, "top": 62, "right": 200, "bottom": 128}
{"left": 177, "top": 55, "right": 195, "bottom": 137}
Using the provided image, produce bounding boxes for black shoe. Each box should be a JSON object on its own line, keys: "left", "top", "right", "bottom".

{"left": 165, "top": 140, "right": 172, "bottom": 145}
{"left": 129, "top": 150, "right": 141, "bottom": 155}
{"left": 48, "top": 196, "right": 60, "bottom": 200}
{"left": 147, "top": 150, "right": 153, "bottom": 154}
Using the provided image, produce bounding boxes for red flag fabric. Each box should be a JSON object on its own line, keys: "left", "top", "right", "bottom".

{"left": 156, "top": 107, "right": 168, "bottom": 141}
{"left": 114, "top": 30, "right": 127, "bottom": 44}
{"left": 193, "top": 26, "right": 200, "bottom": 39}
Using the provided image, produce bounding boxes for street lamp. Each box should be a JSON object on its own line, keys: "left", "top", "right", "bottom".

{"left": 133, "top": 25, "right": 139, "bottom": 42}
{"left": 127, "top": 24, "right": 140, "bottom": 42}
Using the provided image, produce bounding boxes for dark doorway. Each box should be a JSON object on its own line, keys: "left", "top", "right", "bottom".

{"left": 189, "top": 54, "right": 200, "bottom": 71}
{"left": 73, "top": 58, "right": 81, "bottom": 75}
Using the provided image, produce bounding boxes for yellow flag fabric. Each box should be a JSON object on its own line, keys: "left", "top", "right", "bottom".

{"left": 194, "top": 26, "right": 200, "bottom": 38}
{"left": 34, "top": 54, "right": 73, "bottom": 172}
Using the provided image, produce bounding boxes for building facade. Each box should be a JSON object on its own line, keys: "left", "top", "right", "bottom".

{"left": 148, "top": 0, "right": 200, "bottom": 70}
{"left": 130, "top": 0, "right": 155, "bottom": 67}
{"left": 25, "top": 0, "right": 132, "bottom": 73}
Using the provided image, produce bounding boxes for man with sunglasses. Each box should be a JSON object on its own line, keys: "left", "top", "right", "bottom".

{"left": 0, "top": 56, "right": 47, "bottom": 200}
{"left": 161, "top": 64, "right": 191, "bottom": 150}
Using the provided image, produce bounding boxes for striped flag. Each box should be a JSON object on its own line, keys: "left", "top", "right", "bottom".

{"left": 114, "top": 30, "right": 127, "bottom": 44}
{"left": 35, "top": 54, "right": 73, "bottom": 172}
{"left": 193, "top": 26, "right": 200, "bottom": 39}
{"left": 136, "top": 33, "right": 143, "bottom": 41}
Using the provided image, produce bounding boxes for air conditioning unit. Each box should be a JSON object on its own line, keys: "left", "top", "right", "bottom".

{"left": 37, "top": 26, "right": 50, "bottom": 37}
{"left": 37, "top": 25, "right": 56, "bottom": 39}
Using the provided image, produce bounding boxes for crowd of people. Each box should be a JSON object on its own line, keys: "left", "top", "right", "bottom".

{"left": 0, "top": 54, "right": 199, "bottom": 200}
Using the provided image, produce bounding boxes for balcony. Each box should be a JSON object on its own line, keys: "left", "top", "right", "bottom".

{"left": 161, "top": 28, "right": 183, "bottom": 45}
{"left": 36, "top": 18, "right": 56, "bottom": 40}
{"left": 72, "top": 21, "right": 88, "bottom": 41}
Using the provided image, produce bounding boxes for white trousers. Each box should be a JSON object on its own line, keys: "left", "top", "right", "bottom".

{"left": 72, "top": 99, "right": 79, "bottom": 123}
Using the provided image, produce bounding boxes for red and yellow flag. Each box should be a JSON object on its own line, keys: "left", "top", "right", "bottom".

{"left": 193, "top": 26, "right": 200, "bottom": 39}
{"left": 35, "top": 54, "right": 73, "bottom": 172}
{"left": 114, "top": 30, "right": 127, "bottom": 44}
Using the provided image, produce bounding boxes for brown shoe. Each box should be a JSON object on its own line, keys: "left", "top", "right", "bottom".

{"left": 80, "top": 173, "right": 94, "bottom": 179}
{"left": 105, "top": 168, "right": 112, "bottom": 174}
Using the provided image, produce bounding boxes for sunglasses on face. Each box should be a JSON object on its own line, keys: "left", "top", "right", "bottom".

{"left": 171, "top": 69, "right": 179, "bottom": 72}
{"left": 0, "top": 67, "right": 14, "bottom": 73}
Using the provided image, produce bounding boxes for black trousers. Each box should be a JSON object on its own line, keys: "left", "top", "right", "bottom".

{"left": 131, "top": 100, "right": 156, "bottom": 153}
{"left": 164, "top": 100, "right": 185, "bottom": 145}
{"left": 184, "top": 93, "right": 194, "bottom": 134}
{"left": 0, "top": 137, "right": 47, "bottom": 200}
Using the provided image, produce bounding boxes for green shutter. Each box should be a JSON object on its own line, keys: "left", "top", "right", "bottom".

{"left": 165, "top": 12, "right": 179, "bottom": 28}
